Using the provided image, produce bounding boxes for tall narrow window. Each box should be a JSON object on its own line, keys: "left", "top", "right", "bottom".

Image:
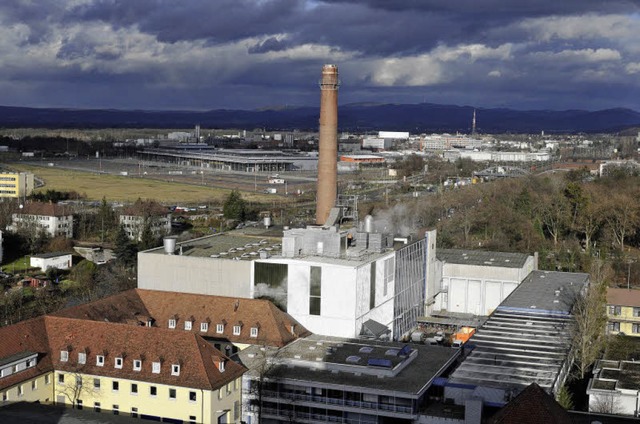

{"left": 370, "top": 262, "right": 376, "bottom": 310}
{"left": 383, "top": 257, "right": 394, "bottom": 296}
{"left": 309, "top": 266, "right": 322, "bottom": 316}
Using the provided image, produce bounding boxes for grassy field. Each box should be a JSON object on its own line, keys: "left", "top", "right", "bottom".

{"left": 11, "top": 164, "right": 277, "bottom": 204}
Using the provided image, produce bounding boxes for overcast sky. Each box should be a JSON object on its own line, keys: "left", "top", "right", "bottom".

{"left": 1, "top": 0, "right": 639, "bottom": 111}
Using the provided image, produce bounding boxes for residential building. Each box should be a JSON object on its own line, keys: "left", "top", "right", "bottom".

{"left": 444, "top": 271, "right": 589, "bottom": 407}
{"left": 587, "top": 359, "right": 640, "bottom": 416}
{"left": 0, "top": 315, "right": 246, "bottom": 424}
{"left": 119, "top": 200, "right": 171, "bottom": 241}
{"left": 8, "top": 202, "right": 73, "bottom": 239}
{"left": 0, "top": 171, "right": 34, "bottom": 198}
{"left": 238, "top": 334, "right": 460, "bottom": 424}
{"left": 605, "top": 288, "right": 640, "bottom": 336}
{"left": 30, "top": 252, "right": 73, "bottom": 272}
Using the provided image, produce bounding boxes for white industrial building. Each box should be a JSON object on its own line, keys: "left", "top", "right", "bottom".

{"left": 427, "top": 249, "right": 537, "bottom": 317}
{"left": 378, "top": 131, "right": 409, "bottom": 139}
{"left": 139, "top": 226, "right": 435, "bottom": 341}
{"left": 444, "top": 150, "right": 551, "bottom": 163}
{"left": 362, "top": 138, "right": 392, "bottom": 150}
{"left": 30, "top": 252, "right": 73, "bottom": 271}
{"left": 587, "top": 360, "right": 640, "bottom": 416}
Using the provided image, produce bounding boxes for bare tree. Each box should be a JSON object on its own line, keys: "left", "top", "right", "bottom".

{"left": 605, "top": 194, "right": 639, "bottom": 252}
{"left": 57, "top": 370, "right": 95, "bottom": 409}
{"left": 572, "top": 260, "right": 609, "bottom": 379}
{"left": 591, "top": 393, "right": 623, "bottom": 415}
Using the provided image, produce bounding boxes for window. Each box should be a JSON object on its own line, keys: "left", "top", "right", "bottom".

{"left": 78, "top": 352, "right": 86, "bottom": 364}
{"left": 18, "top": 385, "right": 23, "bottom": 396}
{"left": 216, "top": 324, "right": 224, "bottom": 333}
{"left": 58, "top": 373, "right": 64, "bottom": 383}
{"left": 169, "top": 388, "right": 176, "bottom": 399}
{"left": 309, "top": 266, "right": 322, "bottom": 316}
{"left": 113, "top": 405, "right": 119, "bottom": 415}
{"left": 152, "top": 362, "right": 161, "bottom": 374}
{"left": 76, "top": 376, "right": 82, "bottom": 387}
{"left": 370, "top": 261, "right": 376, "bottom": 310}
{"left": 131, "top": 408, "right": 138, "bottom": 418}
{"left": 96, "top": 355, "right": 105, "bottom": 366}
{"left": 383, "top": 257, "right": 394, "bottom": 296}
{"left": 76, "top": 399, "right": 83, "bottom": 410}
{"left": 233, "top": 325, "right": 241, "bottom": 335}
{"left": 112, "top": 381, "right": 119, "bottom": 391}
{"left": 115, "top": 357, "right": 123, "bottom": 369}
{"left": 189, "top": 416, "right": 196, "bottom": 423}
{"left": 93, "top": 378, "right": 100, "bottom": 389}
{"left": 609, "top": 322, "right": 621, "bottom": 332}
{"left": 634, "top": 324, "right": 640, "bottom": 334}
{"left": 150, "top": 386, "right": 157, "bottom": 397}
{"left": 2, "top": 392, "right": 7, "bottom": 402}
{"left": 184, "top": 321, "right": 192, "bottom": 330}
{"left": 609, "top": 305, "right": 622, "bottom": 316}
{"left": 131, "top": 383, "right": 138, "bottom": 394}
{"left": 45, "top": 375, "right": 51, "bottom": 385}
{"left": 189, "top": 391, "right": 196, "bottom": 402}
{"left": 200, "top": 322, "right": 208, "bottom": 332}
{"left": 31, "top": 380, "right": 37, "bottom": 391}
{"left": 94, "top": 402, "right": 101, "bottom": 413}
{"left": 250, "top": 327, "right": 259, "bottom": 338}
{"left": 218, "top": 360, "right": 225, "bottom": 372}
{"left": 168, "top": 319, "right": 176, "bottom": 329}
{"left": 133, "top": 359, "right": 142, "bottom": 371}
{"left": 634, "top": 308, "right": 640, "bottom": 317}
{"left": 171, "top": 364, "right": 180, "bottom": 376}
{"left": 60, "top": 350, "right": 69, "bottom": 362}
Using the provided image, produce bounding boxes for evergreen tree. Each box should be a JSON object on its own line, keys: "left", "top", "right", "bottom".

{"left": 138, "top": 219, "right": 157, "bottom": 251}
{"left": 556, "top": 385, "right": 574, "bottom": 410}
{"left": 113, "top": 225, "right": 137, "bottom": 266}
{"left": 223, "top": 189, "right": 247, "bottom": 221}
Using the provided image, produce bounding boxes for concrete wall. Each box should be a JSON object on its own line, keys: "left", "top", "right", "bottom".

{"left": 138, "top": 253, "right": 253, "bottom": 298}
{"left": 31, "top": 255, "right": 72, "bottom": 271}
{"left": 588, "top": 390, "right": 636, "bottom": 416}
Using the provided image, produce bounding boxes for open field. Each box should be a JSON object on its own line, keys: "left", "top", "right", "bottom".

{"left": 10, "top": 164, "right": 279, "bottom": 204}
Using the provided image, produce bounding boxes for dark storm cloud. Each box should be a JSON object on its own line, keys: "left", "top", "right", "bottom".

{"left": 0, "top": 0, "right": 639, "bottom": 111}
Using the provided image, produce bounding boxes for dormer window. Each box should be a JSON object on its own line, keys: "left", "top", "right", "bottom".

{"left": 96, "top": 355, "right": 105, "bottom": 367}
{"left": 152, "top": 362, "right": 161, "bottom": 374}
{"left": 217, "top": 359, "right": 225, "bottom": 372}
{"left": 233, "top": 325, "right": 242, "bottom": 336}
{"left": 168, "top": 319, "right": 176, "bottom": 329}
{"left": 250, "top": 327, "right": 259, "bottom": 338}
{"left": 171, "top": 364, "right": 180, "bottom": 376}
{"left": 133, "top": 360, "right": 142, "bottom": 371}
{"left": 60, "top": 350, "right": 69, "bottom": 362}
{"left": 115, "top": 357, "right": 123, "bottom": 369}
{"left": 200, "top": 322, "right": 208, "bottom": 332}
{"left": 78, "top": 352, "right": 86, "bottom": 364}
{"left": 184, "top": 321, "right": 192, "bottom": 331}
{"left": 216, "top": 324, "right": 224, "bottom": 334}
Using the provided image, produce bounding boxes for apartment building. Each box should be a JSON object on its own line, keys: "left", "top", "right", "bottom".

{"left": 0, "top": 171, "right": 34, "bottom": 198}
{"left": 605, "top": 288, "right": 640, "bottom": 336}
{"left": 0, "top": 315, "right": 246, "bottom": 424}
{"left": 119, "top": 200, "right": 171, "bottom": 241}
{"left": 8, "top": 202, "right": 73, "bottom": 238}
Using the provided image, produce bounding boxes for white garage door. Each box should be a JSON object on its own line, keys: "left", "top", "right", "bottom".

{"left": 468, "top": 280, "right": 482, "bottom": 315}
{"left": 449, "top": 279, "right": 468, "bottom": 313}
{"left": 485, "top": 281, "right": 503, "bottom": 315}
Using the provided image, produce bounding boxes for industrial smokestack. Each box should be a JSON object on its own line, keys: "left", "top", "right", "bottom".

{"left": 316, "top": 64, "right": 339, "bottom": 225}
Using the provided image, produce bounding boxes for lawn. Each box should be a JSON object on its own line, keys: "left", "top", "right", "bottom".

{"left": 11, "top": 164, "right": 274, "bottom": 204}
{"left": 1, "top": 256, "right": 32, "bottom": 273}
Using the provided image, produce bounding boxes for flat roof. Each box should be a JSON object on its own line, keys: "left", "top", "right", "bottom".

{"left": 437, "top": 248, "right": 531, "bottom": 269}
{"left": 31, "top": 252, "right": 72, "bottom": 259}
{"left": 498, "top": 270, "right": 589, "bottom": 315}
{"left": 238, "top": 335, "right": 459, "bottom": 396}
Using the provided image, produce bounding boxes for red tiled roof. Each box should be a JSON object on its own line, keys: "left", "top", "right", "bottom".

{"left": 489, "top": 383, "right": 571, "bottom": 424}
{"left": 607, "top": 288, "right": 640, "bottom": 308}
{"left": 53, "top": 289, "right": 310, "bottom": 347}
{"left": 121, "top": 200, "right": 169, "bottom": 217}
{"left": 18, "top": 202, "right": 71, "bottom": 217}
{"left": 45, "top": 317, "right": 244, "bottom": 391}
{"left": 0, "top": 315, "right": 244, "bottom": 391}
{"left": 0, "top": 317, "right": 51, "bottom": 391}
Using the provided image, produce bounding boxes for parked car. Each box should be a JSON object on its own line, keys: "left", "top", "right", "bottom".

{"left": 434, "top": 331, "right": 445, "bottom": 343}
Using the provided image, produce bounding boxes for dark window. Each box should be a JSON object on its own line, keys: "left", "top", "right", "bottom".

{"left": 58, "top": 374, "right": 64, "bottom": 383}
{"left": 94, "top": 402, "right": 101, "bottom": 412}
{"left": 131, "top": 383, "right": 138, "bottom": 394}
{"left": 150, "top": 386, "right": 157, "bottom": 396}
{"left": 310, "top": 266, "right": 321, "bottom": 316}
{"left": 370, "top": 262, "right": 376, "bottom": 310}
{"left": 112, "top": 381, "right": 119, "bottom": 391}
{"left": 169, "top": 388, "right": 176, "bottom": 399}
{"left": 254, "top": 262, "right": 289, "bottom": 310}
{"left": 189, "top": 391, "right": 196, "bottom": 401}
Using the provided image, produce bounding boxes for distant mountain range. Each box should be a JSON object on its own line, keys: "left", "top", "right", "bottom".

{"left": 0, "top": 103, "right": 639, "bottom": 133}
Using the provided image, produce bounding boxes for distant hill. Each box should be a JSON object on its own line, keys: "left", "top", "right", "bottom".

{"left": 0, "top": 103, "right": 639, "bottom": 133}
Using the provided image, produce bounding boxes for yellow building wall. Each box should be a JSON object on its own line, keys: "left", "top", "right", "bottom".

{"left": 608, "top": 305, "right": 640, "bottom": 337}
{"left": 0, "top": 173, "right": 21, "bottom": 198}
{"left": 1, "top": 372, "right": 55, "bottom": 406}
{"left": 53, "top": 371, "right": 242, "bottom": 424}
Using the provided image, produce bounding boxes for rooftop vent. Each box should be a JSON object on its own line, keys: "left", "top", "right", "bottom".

{"left": 163, "top": 237, "right": 177, "bottom": 255}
